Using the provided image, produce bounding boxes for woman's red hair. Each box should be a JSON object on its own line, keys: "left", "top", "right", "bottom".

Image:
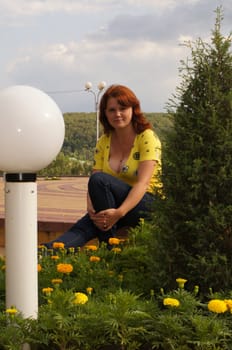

{"left": 99, "top": 85, "right": 152, "bottom": 134}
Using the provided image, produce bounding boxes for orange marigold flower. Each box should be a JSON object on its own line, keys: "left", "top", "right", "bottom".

{"left": 89, "top": 256, "right": 101, "bottom": 262}
{"left": 57, "top": 263, "right": 73, "bottom": 274}
{"left": 51, "top": 255, "right": 60, "bottom": 260}
{"left": 51, "top": 278, "right": 63, "bottom": 285}
{"left": 208, "top": 299, "right": 227, "bottom": 313}
{"left": 53, "top": 242, "right": 65, "bottom": 249}
{"left": 37, "top": 264, "right": 42, "bottom": 272}
{"left": 112, "top": 247, "right": 122, "bottom": 253}
{"left": 42, "top": 287, "right": 54, "bottom": 295}
{"left": 85, "top": 245, "right": 98, "bottom": 251}
{"left": 86, "top": 287, "right": 93, "bottom": 295}
{"left": 163, "top": 297, "right": 180, "bottom": 307}
{"left": 108, "top": 237, "right": 120, "bottom": 245}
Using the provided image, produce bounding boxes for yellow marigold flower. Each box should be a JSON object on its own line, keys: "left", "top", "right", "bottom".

{"left": 51, "top": 255, "right": 60, "bottom": 260}
{"left": 193, "top": 285, "right": 199, "bottom": 296}
{"left": 38, "top": 244, "right": 46, "bottom": 250}
{"left": 85, "top": 245, "right": 98, "bottom": 251}
{"left": 108, "top": 270, "right": 115, "bottom": 277}
{"left": 6, "top": 307, "right": 18, "bottom": 315}
{"left": 86, "top": 287, "right": 93, "bottom": 295}
{"left": 112, "top": 247, "right": 122, "bottom": 253}
{"left": 139, "top": 218, "right": 145, "bottom": 225}
{"left": 176, "top": 278, "right": 187, "bottom": 289}
{"left": 42, "top": 287, "right": 54, "bottom": 295}
{"left": 53, "top": 242, "right": 65, "bottom": 249}
{"left": 1, "top": 265, "right": 6, "bottom": 271}
{"left": 89, "top": 256, "right": 101, "bottom": 262}
{"left": 68, "top": 247, "right": 75, "bottom": 254}
{"left": 163, "top": 297, "right": 180, "bottom": 307}
{"left": 74, "top": 292, "right": 88, "bottom": 305}
{"left": 51, "top": 278, "right": 63, "bottom": 285}
{"left": 108, "top": 237, "right": 120, "bottom": 245}
{"left": 57, "top": 263, "right": 73, "bottom": 274}
{"left": 208, "top": 299, "right": 227, "bottom": 314}
{"left": 224, "top": 299, "right": 232, "bottom": 313}
{"left": 37, "top": 264, "right": 42, "bottom": 272}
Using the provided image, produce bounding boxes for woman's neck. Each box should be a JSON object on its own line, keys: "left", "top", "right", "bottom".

{"left": 112, "top": 125, "right": 136, "bottom": 142}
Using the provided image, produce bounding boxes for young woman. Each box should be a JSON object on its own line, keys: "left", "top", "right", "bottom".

{"left": 43, "top": 84, "right": 161, "bottom": 249}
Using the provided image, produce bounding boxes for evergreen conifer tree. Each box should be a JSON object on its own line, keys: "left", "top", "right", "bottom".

{"left": 150, "top": 8, "right": 232, "bottom": 292}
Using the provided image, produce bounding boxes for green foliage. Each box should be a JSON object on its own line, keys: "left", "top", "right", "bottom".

{"left": 150, "top": 8, "right": 232, "bottom": 292}
{"left": 2, "top": 224, "right": 232, "bottom": 349}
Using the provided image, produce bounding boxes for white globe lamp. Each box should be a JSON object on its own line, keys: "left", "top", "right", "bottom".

{"left": 0, "top": 85, "right": 65, "bottom": 319}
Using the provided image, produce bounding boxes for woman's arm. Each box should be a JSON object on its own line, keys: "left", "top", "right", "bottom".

{"left": 117, "top": 159, "right": 156, "bottom": 217}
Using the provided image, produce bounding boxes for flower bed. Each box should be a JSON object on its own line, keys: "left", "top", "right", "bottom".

{"left": 0, "top": 223, "right": 232, "bottom": 349}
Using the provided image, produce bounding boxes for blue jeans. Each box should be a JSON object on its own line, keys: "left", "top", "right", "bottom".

{"left": 43, "top": 172, "right": 154, "bottom": 249}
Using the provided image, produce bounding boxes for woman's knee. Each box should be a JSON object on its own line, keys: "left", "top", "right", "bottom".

{"left": 88, "top": 172, "right": 111, "bottom": 190}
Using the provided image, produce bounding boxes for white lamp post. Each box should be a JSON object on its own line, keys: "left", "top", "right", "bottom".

{"left": 0, "top": 85, "right": 65, "bottom": 319}
{"left": 85, "top": 81, "right": 106, "bottom": 142}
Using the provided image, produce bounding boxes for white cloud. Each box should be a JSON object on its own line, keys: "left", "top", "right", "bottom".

{"left": 0, "top": 0, "right": 231, "bottom": 112}
{"left": 6, "top": 55, "right": 31, "bottom": 74}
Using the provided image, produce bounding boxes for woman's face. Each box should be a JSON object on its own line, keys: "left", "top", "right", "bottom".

{"left": 105, "top": 97, "right": 133, "bottom": 130}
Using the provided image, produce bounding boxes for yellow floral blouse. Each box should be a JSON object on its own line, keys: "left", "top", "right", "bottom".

{"left": 93, "top": 129, "right": 161, "bottom": 193}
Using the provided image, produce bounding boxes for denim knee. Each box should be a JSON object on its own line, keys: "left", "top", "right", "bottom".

{"left": 88, "top": 172, "right": 111, "bottom": 193}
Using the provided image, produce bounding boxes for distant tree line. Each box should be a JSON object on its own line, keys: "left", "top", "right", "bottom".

{"left": 38, "top": 112, "right": 173, "bottom": 177}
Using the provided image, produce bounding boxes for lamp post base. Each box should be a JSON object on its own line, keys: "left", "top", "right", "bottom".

{"left": 5, "top": 173, "right": 38, "bottom": 319}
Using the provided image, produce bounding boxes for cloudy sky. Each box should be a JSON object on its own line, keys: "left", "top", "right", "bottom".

{"left": 0, "top": 0, "right": 231, "bottom": 113}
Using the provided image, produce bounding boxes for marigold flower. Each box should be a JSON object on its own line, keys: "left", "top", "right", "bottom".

{"left": 51, "top": 255, "right": 60, "bottom": 260}
{"left": 176, "top": 278, "right": 187, "bottom": 289}
{"left": 108, "top": 270, "right": 115, "bottom": 277}
{"left": 53, "top": 242, "right": 65, "bottom": 249}
{"left": 2, "top": 265, "right": 6, "bottom": 271}
{"left": 85, "top": 245, "right": 98, "bottom": 251}
{"left": 37, "top": 264, "right": 42, "bottom": 272}
{"left": 193, "top": 285, "right": 199, "bottom": 295}
{"left": 51, "top": 278, "right": 63, "bottom": 285}
{"left": 89, "top": 256, "right": 101, "bottom": 262}
{"left": 42, "top": 287, "right": 54, "bottom": 295}
{"left": 224, "top": 299, "right": 232, "bottom": 313}
{"left": 74, "top": 292, "right": 88, "bottom": 305}
{"left": 86, "top": 287, "right": 93, "bottom": 295}
{"left": 163, "top": 297, "right": 180, "bottom": 307}
{"left": 38, "top": 244, "right": 46, "bottom": 250}
{"left": 57, "top": 263, "right": 73, "bottom": 274}
{"left": 68, "top": 247, "right": 75, "bottom": 254}
{"left": 208, "top": 299, "right": 227, "bottom": 313}
{"left": 108, "top": 237, "right": 120, "bottom": 245}
{"left": 139, "top": 218, "right": 145, "bottom": 225}
{"left": 112, "top": 247, "right": 122, "bottom": 253}
{"left": 6, "top": 307, "right": 18, "bottom": 315}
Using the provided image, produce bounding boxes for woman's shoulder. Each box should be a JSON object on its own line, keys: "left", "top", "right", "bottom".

{"left": 97, "top": 133, "right": 111, "bottom": 145}
{"left": 137, "top": 128, "right": 160, "bottom": 141}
